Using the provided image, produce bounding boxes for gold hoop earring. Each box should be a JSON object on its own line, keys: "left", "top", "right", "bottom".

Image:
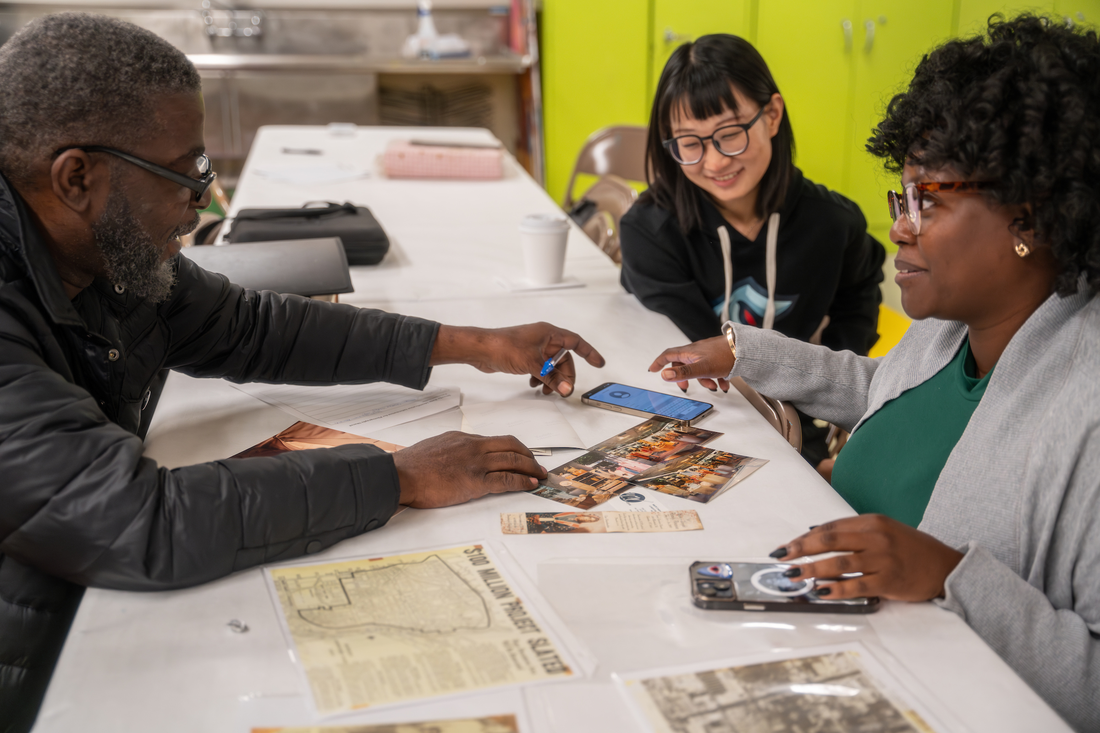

{"left": 1015, "top": 241, "right": 1031, "bottom": 258}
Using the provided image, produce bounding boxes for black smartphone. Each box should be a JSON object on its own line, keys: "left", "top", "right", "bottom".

{"left": 689, "top": 561, "right": 880, "bottom": 614}
{"left": 581, "top": 382, "right": 713, "bottom": 424}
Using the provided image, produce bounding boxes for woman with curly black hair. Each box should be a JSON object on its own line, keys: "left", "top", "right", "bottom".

{"left": 646, "top": 15, "right": 1100, "bottom": 730}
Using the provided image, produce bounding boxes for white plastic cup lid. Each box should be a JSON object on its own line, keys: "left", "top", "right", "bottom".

{"left": 519, "top": 213, "right": 569, "bottom": 233}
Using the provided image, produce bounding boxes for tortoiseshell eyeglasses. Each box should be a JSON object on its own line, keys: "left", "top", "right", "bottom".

{"left": 888, "top": 181, "right": 995, "bottom": 235}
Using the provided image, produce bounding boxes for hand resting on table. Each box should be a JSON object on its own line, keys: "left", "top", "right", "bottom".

{"left": 771, "top": 515, "right": 965, "bottom": 602}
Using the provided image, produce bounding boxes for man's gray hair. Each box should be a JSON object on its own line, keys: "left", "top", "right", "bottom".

{"left": 0, "top": 13, "right": 201, "bottom": 185}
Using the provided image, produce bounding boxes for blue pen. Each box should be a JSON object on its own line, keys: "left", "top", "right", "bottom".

{"left": 540, "top": 348, "right": 569, "bottom": 377}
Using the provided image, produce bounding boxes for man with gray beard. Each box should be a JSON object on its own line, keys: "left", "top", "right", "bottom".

{"left": 92, "top": 172, "right": 198, "bottom": 302}
{"left": 0, "top": 13, "right": 603, "bottom": 732}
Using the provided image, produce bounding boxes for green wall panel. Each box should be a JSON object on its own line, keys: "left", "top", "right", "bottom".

{"left": 849, "top": 0, "right": 955, "bottom": 232}
{"left": 649, "top": 0, "right": 753, "bottom": 97}
{"left": 756, "top": 0, "right": 857, "bottom": 196}
{"left": 540, "top": 0, "right": 650, "bottom": 205}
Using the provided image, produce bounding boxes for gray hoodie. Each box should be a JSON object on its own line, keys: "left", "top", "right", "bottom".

{"left": 728, "top": 284, "right": 1100, "bottom": 732}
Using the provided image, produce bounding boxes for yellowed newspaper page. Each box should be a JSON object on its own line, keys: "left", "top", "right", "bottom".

{"left": 252, "top": 713, "right": 519, "bottom": 733}
{"left": 268, "top": 545, "right": 572, "bottom": 715}
{"left": 500, "top": 510, "right": 702, "bottom": 534}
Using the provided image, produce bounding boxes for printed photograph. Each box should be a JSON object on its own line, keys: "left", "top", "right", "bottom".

{"left": 530, "top": 451, "right": 634, "bottom": 509}
{"left": 521, "top": 511, "right": 608, "bottom": 534}
{"left": 589, "top": 417, "right": 721, "bottom": 469}
{"left": 231, "top": 421, "right": 402, "bottom": 459}
{"left": 631, "top": 447, "right": 767, "bottom": 504}
{"left": 632, "top": 652, "right": 927, "bottom": 733}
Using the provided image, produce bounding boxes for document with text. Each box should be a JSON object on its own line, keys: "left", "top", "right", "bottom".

{"left": 233, "top": 381, "right": 459, "bottom": 436}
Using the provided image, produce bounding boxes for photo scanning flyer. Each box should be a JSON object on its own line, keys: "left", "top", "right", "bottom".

{"left": 251, "top": 714, "right": 519, "bottom": 733}
{"left": 616, "top": 643, "right": 940, "bottom": 733}
{"left": 500, "top": 511, "right": 703, "bottom": 535}
{"left": 266, "top": 545, "right": 575, "bottom": 716}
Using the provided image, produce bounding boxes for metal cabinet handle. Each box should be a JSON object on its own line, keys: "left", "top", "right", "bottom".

{"left": 842, "top": 19, "right": 853, "bottom": 52}
{"left": 664, "top": 27, "right": 691, "bottom": 44}
{"left": 865, "top": 19, "right": 875, "bottom": 52}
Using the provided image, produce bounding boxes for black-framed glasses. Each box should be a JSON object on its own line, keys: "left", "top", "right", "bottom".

{"left": 662, "top": 107, "right": 766, "bottom": 165}
{"left": 56, "top": 145, "right": 216, "bottom": 202}
{"left": 887, "top": 180, "right": 995, "bottom": 235}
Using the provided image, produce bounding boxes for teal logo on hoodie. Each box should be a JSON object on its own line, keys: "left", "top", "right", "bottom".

{"left": 712, "top": 276, "right": 795, "bottom": 327}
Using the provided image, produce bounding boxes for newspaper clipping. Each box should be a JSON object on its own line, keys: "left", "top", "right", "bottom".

{"left": 252, "top": 714, "right": 519, "bottom": 733}
{"left": 622, "top": 649, "right": 935, "bottom": 733}
{"left": 267, "top": 545, "right": 573, "bottom": 715}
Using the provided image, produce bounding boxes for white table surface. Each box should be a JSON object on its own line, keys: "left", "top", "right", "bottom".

{"left": 35, "top": 126, "right": 1070, "bottom": 733}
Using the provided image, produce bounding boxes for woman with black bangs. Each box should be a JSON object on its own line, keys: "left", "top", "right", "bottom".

{"left": 619, "top": 34, "right": 886, "bottom": 473}
{"left": 648, "top": 16, "right": 1100, "bottom": 731}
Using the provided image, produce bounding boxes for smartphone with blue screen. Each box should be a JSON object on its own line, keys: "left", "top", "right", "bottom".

{"left": 581, "top": 382, "right": 713, "bottom": 424}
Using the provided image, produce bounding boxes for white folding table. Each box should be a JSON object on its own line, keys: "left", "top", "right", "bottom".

{"left": 34, "top": 126, "right": 1070, "bottom": 733}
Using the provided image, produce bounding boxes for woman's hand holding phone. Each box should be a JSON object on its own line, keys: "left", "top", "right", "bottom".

{"left": 649, "top": 335, "right": 735, "bottom": 393}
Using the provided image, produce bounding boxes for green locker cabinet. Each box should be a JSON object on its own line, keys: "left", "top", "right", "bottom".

{"left": 1054, "top": 0, "right": 1100, "bottom": 26}
{"left": 756, "top": 1, "right": 857, "bottom": 195}
{"left": 649, "top": 0, "right": 753, "bottom": 97}
{"left": 757, "top": 1, "right": 951, "bottom": 237}
{"left": 957, "top": 0, "right": 1054, "bottom": 36}
{"left": 540, "top": 0, "right": 650, "bottom": 205}
{"left": 849, "top": 1, "right": 954, "bottom": 233}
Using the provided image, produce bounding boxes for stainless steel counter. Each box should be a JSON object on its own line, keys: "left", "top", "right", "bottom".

{"left": 188, "top": 52, "right": 532, "bottom": 74}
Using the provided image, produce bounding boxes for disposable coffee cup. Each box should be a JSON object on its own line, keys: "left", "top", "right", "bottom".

{"left": 519, "top": 213, "right": 570, "bottom": 286}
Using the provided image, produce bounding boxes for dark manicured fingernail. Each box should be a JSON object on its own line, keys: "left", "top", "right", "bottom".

{"left": 769, "top": 547, "right": 787, "bottom": 559}
{"left": 809, "top": 525, "right": 819, "bottom": 530}
{"left": 816, "top": 587, "right": 831, "bottom": 596}
{"left": 782, "top": 567, "right": 801, "bottom": 578}
{"left": 707, "top": 387, "right": 717, "bottom": 392}
{"left": 679, "top": 386, "right": 687, "bottom": 393}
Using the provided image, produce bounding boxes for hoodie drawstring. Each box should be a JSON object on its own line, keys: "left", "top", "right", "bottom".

{"left": 719, "top": 226, "right": 733, "bottom": 327}
{"left": 720, "top": 212, "right": 781, "bottom": 330}
{"left": 763, "top": 212, "right": 780, "bottom": 330}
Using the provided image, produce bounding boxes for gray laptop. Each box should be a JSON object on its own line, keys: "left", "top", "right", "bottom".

{"left": 181, "top": 237, "right": 353, "bottom": 297}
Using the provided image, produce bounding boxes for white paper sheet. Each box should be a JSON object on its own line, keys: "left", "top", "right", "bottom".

{"left": 252, "top": 164, "right": 370, "bottom": 185}
{"left": 461, "top": 399, "right": 585, "bottom": 451}
{"left": 233, "top": 382, "right": 460, "bottom": 436}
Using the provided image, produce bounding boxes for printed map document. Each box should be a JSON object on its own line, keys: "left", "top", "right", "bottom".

{"left": 500, "top": 511, "right": 703, "bottom": 535}
{"left": 252, "top": 714, "right": 519, "bottom": 733}
{"left": 233, "top": 381, "right": 459, "bottom": 436}
{"left": 266, "top": 544, "right": 575, "bottom": 716}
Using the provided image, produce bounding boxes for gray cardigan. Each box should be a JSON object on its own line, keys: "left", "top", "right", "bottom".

{"left": 729, "top": 286, "right": 1100, "bottom": 732}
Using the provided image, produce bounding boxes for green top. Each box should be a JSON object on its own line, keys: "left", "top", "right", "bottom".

{"left": 831, "top": 340, "right": 994, "bottom": 527}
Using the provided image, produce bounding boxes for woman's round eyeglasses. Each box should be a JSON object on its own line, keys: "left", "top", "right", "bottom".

{"left": 887, "top": 180, "right": 995, "bottom": 235}
{"left": 662, "top": 107, "right": 766, "bottom": 165}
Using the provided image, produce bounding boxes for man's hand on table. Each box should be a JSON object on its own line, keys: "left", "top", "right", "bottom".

{"left": 394, "top": 431, "right": 547, "bottom": 508}
{"left": 649, "top": 335, "right": 734, "bottom": 393}
{"left": 432, "top": 323, "right": 605, "bottom": 397}
{"left": 770, "top": 515, "right": 965, "bottom": 602}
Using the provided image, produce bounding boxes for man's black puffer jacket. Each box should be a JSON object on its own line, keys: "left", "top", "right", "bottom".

{"left": 0, "top": 173, "right": 439, "bottom": 732}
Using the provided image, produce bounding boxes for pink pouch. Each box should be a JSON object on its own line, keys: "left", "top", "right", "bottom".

{"left": 383, "top": 140, "right": 504, "bottom": 180}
